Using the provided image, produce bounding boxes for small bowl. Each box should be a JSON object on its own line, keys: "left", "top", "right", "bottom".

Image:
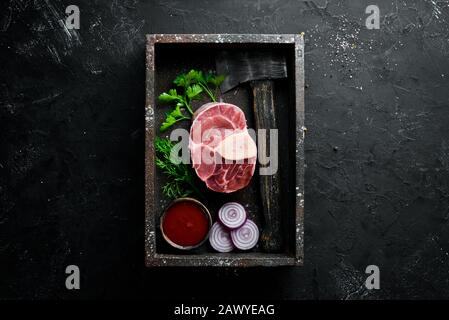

{"left": 160, "top": 197, "right": 212, "bottom": 250}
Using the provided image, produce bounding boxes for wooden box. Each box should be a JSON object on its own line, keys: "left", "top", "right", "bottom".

{"left": 145, "top": 34, "right": 304, "bottom": 267}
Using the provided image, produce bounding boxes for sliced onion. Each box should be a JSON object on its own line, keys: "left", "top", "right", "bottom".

{"left": 209, "top": 222, "right": 234, "bottom": 253}
{"left": 230, "top": 219, "right": 259, "bottom": 250}
{"left": 218, "top": 202, "right": 247, "bottom": 229}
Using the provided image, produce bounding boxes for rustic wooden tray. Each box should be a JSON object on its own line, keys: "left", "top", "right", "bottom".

{"left": 145, "top": 34, "right": 304, "bottom": 267}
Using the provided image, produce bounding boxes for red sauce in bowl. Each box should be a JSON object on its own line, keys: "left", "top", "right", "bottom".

{"left": 161, "top": 200, "right": 210, "bottom": 248}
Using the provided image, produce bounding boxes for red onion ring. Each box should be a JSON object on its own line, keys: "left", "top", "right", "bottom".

{"left": 209, "top": 222, "right": 234, "bottom": 253}
{"left": 230, "top": 219, "right": 259, "bottom": 250}
{"left": 218, "top": 202, "right": 247, "bottom": 230}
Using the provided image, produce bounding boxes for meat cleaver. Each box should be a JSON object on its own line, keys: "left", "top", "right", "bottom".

{"left": 216, "top": 50, "right": 287, "bottom": 252}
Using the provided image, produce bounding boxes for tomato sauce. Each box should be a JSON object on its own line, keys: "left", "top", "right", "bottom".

{"left": 162, "top": 201, "right": 210, "bottom": 247}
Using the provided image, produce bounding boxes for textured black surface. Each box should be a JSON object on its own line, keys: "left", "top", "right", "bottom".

{"left": 1, "top": 0, "right": 449, "bottom": 299}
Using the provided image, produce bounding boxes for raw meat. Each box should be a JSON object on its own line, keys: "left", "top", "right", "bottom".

{"left": 189, "top": 102, "right": 257, "bottom": 193}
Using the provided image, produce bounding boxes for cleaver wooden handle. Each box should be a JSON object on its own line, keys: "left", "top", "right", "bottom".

{"left": 250, "top": 80, "right": 283, "bottom": 252}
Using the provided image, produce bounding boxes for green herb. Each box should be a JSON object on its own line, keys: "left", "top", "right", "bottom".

{"left": 175, "top": 69, "right": 225, "bottom": 102}
{"left": 154, "top": 137, "right": 203, "bottom": 199}
{"left": 158, "top": 88, "right": 194, "bottom": 132}
{"left": 158, "top": 69, "right": 226, "bottom": 132}
{"left": 160, "top": 101, "right": 191, "bottom": 132}
{"left": 200, "top": 72, "right": 225, "bottom": 101}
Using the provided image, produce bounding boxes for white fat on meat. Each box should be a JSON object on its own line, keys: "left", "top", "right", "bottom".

{"left": 215, "top": 131, "right": 257, "bottom": 161}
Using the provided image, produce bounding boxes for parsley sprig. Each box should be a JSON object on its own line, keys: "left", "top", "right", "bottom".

{"left": 158, "top": 70, "right": 226, "bottom": 132}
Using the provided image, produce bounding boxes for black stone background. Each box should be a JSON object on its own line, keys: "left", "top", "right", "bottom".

{"left": 1, "top": 0, "right": 449, "bottom": 300}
